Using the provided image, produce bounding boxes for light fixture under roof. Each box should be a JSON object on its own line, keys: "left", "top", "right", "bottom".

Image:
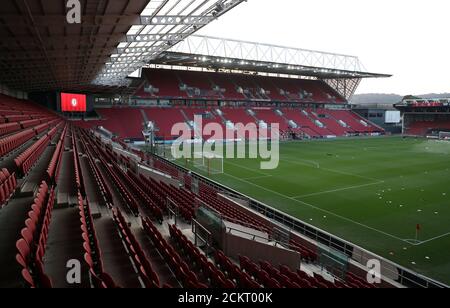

{"left": 94, "top": 0, "right": 245, "bottom": 86}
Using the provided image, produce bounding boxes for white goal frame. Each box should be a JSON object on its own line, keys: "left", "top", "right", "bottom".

{"left": 438, "top": 131, "right": 450, "bottom": 140}
{"left": 193, "top": 152, "right": 224, "bottom": 175}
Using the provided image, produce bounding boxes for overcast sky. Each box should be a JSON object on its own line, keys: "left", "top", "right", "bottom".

{"left": 197, "top": 0, "right": 449, "bottom": 95}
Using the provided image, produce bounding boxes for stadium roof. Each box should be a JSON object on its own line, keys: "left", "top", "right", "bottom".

{"left": 0, "top": 0, "right": 389, "bottom": 98}
{"left": 152, "top": 35, "right": 392, "bottom": 80}
{"left": 0, "top": 0, "right": 245, "bottom": 94}
{"left": 145, "top": 35, "right": 391, "bottom": 99}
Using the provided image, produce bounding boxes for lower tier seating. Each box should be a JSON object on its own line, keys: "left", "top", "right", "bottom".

{"left": 406, "top": 120, "right": 450, "bottom": 136}
{"left": 76, "top": 106, "right": 383, "bottom": 141}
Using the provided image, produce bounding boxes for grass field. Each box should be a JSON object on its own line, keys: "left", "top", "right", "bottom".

{"left": 177, "top": 136, "right": 450, "bottom": 285}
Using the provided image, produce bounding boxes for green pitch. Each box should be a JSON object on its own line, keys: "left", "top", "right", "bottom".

{"left": 176, "top": 136, "right": 450, "bottom": 285}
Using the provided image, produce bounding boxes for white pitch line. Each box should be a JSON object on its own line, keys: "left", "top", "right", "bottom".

{"left": 221, "top": 171, "right": 408, "bottom": 244}
{"left": 292, "top": 181, "right": 385, "bottom": 199}
{"left": 243, "top": 175, "right": 274, "bottom": 181}
{"left": 224, "top": 160, "right": 271, "bottom": 177}
{"left": 280, "top": 158, "right": 383, "bottom": 182}
{"left": 294, "top": 158, "right": 321, "bottom": 169}
{"left": 409, "top": 232, "right": 450, "bottom": 246}
{"left": 404, "top": 239, "right": 421, "bottom": 245}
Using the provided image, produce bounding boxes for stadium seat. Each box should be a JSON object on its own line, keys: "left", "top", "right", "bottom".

{"left": 0, "top": 168, "right": 17, "bottom": 207}
{"left": 21, "top": 269, "right": 35, "bottom": 288}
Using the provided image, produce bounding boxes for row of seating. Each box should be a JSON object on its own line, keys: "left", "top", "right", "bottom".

{"left": 0, "top": 168, "right": 17, "bottom": 208}
{"left": 79, "top": 194, "right": 118, "bottom": 288}
{"left": 184, "top": 174, "right": 192, "bottom": 191}
{"left": 112, "top": 208, "right": 160, "bottom": 288}
{"left": 115, "top": 139, "right": 130, "bottom": 151}
{"left": 289, "top": 239, "right": 318, "bottom": 262}
{"left": 33, "top": 185, "right": 56, "bottom": 288}
{"left": 169, "top": 224, "right": 235, "bottom": 288}
{"left": 14, "top": 135, "right": 50, "bottom": 175}
{"left": 239, "top": 255, "right": 359, "bottom": 288}
{"left": 346, "top": 271, "right": 376, "bottom": 288}
{"left": 0, "top": 128, "right": 35, "bottom": 157}
{"left": 124, "top": 170, "right": 164, "bottom": 222}
{"left": 99, "top": 157, "right": 140, "bottom": 216}
{"left": 46, "top": 125, "right": 67, "bottom": 183}
{"left": 0, "top": 122, "right": 21, "bottom": 137}
{"left": 153, "top": 159, "right": 179, "bottom": 178}
{"left": 0, "top": 109, "right": 23, "bottom": 116}
{"left": 142, "top": 217, "right": 202, "bottom": 288}
{"left": 83, "top": 133, "right": 119, "bottom": 167}
{"left": 118, "top": 154, "right": 132, "bottom": 170}
{"left": 20, "top": 119, "right": 41, "bottom": 129}
{"left": 3, "top": 114, "right": 33, "bottom": 123}
{"left": 212, "top": 251, "right": 261, "bottom": 288}
{"left": 33, "top": 122, "right": 53, "bottom": 136}
{"left": 164, "top": 184, "right": 195, "bottom": 222}
{"left": 5, "top": 113, "right": 51, "bottom": 119}
{"left": 128, "top": 173, "right": 165, "bottom": 209}
{"left": 240, "top": 256, "right": 305, "bottom": 288}
{"left": 14, "top": 123, "right": 62, "bottom": 175}
{"left": 79, "top": 132, "right": 113, "bottom": 205}
{"left": 73, "top": 131, "right": 83, "bottom": 192}
{"left": 198, "top": 184, "right": 271, "bottom": 234}
{"left": 16, "top": 181, "right": 54, "bottom": 288}
{"left": 138, "top": 174, "right": 193, "bottom": 222}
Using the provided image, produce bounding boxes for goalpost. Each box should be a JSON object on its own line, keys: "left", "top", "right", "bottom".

{"left": 438, "top": 131, "right": 450, "bottom": 140}
{"left": 193, "top": 152, "right": 224, "bottom": 175}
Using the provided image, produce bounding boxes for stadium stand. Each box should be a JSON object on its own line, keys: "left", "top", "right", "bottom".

{"left": 76, "top": 107, "right": 382, "bottom": 141}
{"left": 0, "top": 93, "right": 373, "bottom": 288}
{"left": 2, "top": 92, "right": 437, "bottom": 289}
{"left": 405, "top": 120, "right": 450, "bottom": 136}
{"left": 75, "top": 68, "right": 384, "bottom": 142}
{"left": 136, "top": 69, "right": 348, "bottom": 104}
{"left": 95, "top": 108, "right": 144, "bottom": 139}
{"left": 144, "top": 108, "right": 188, "bottom": 140}
{"left": 252, "top": 108, "right": 290, "bottom": 131}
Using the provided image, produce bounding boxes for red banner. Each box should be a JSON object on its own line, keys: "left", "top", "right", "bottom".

{"left": 61, "top": 93, "right": 87, "bottom": 112}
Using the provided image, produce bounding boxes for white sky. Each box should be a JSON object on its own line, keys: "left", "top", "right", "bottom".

{"left": 198, "top": 0, "right": 450, "bottom": 95}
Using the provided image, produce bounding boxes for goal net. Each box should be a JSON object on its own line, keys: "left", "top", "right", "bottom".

{"left": 155, "top": 144, "right": 178, "bottom": 161}
{"left": 193, "top": 152, "right": 224, "bottom": 175}
{"left": 438, "top": 131, "right": 450, "bottom": 140}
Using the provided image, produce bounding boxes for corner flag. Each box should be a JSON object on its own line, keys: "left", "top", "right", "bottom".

{"left": 415, "top": 224, "right": 422, "bottom": 242}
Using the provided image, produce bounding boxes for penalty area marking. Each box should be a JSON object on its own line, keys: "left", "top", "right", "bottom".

{"left": 242, "top": 175, "right": 274, "bottom": 181}
{"left": 292, "top": 181, "right": 385, "bottom": 199}
{"left": 224, "top": 160, "right": 272, "bottom": 177}
{"left": 220, "top": 171, "right": 409, "bottom": 244}
{"left": 280, "top": 158, "right": 383, "bottom": 182}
